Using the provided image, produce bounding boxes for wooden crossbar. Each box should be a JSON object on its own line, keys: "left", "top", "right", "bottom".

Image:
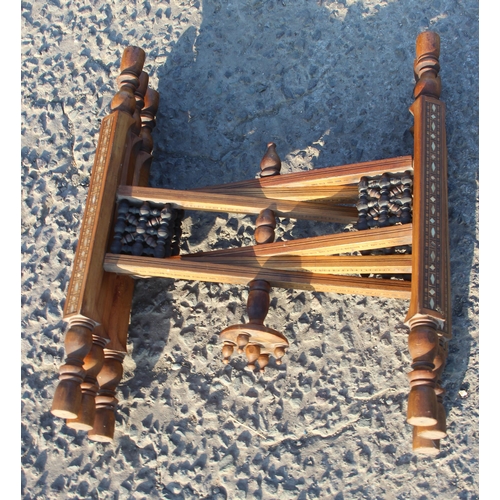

{"left": 178, "top": 254, "right": 413, "bottom": 275}
{"left": 193, "top": 184, "right": 359, "bottom": 203}
{"left": 116, "top": 185, "right": 357, "bottom": 223}
{"left": 193, "top": 156, "right": 413, "bottom": 190}
{"left": 104, "top": 254, "right": 412, "bottom": 299}
{"left": 188, "top": 224, "right": 412, "bottom": 258}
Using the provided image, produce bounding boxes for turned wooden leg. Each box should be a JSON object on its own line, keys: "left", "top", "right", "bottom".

{"left": 51, "top": 321, "right": 95, "bottom": 419}
{"left": 66, "top": 330, "right": 106, "bottom": 431}
{"left": 88, "top": 350, "right": 125, "bottom": 443}
{"left": 406, "top": 318, "right": 439, "bottom": 426}
{"left": 406, "top": 31, "right": 451, "bottom": 452}
{"left": 416, "top": 338, "right": 448, "bottom": 440}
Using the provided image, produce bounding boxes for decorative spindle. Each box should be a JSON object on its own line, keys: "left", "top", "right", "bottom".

{"left": 110, "top": 200, "right": 129, "bottom": 254}
{"left": 255, "top": 209, "right": 276, "bottom": 245}
{"left": 132, "top": 71, "right": 149, "bottom": 134}
{"left": 406, "top": 318, "right": 439, "bottom": 427}
{"left": 140, "top": 88, "right": 160, "bottom": 154}
{"left": 66, "top": 332, "right": 106, "bottom": 430}
{"left": 357, "top": 177, "right": 369, "bottom": 230}
{"left": 417, "top": 339, "right": 448, "bottom": 440}
{"left": 88, "top": 350, "right": 125, "bottom": 443}
{"left": 110, "top": 47, "right": 145, "bottom": 116}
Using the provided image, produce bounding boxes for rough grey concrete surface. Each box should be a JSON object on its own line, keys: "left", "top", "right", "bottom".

{"left": 21, "top": 1, "right": 478, "bottom": 498}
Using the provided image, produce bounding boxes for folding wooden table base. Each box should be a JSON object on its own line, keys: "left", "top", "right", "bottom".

{"left": 51, "top": 32, "right": 451, "bottom": 456}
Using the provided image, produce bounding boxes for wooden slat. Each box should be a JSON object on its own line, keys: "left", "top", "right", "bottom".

{"left": 194, "top": 184, "right": 359, "bottom": 203}
{"left": 188, "top": 224, "right": 413, "bottom": 258}
{"left": 192, "top": 156, "right": 413, "bottom": 190}
{"left": 180, "top": 254, "right": 413, "bottom": 275}
{"left": 63, "top": 111, "right": 136, "bottom": 322}
{"left": 116, "top": 185, "right": 357, "bottom": 223}
{"left": 104, "top": 254, "right": 412, "bottom": 300}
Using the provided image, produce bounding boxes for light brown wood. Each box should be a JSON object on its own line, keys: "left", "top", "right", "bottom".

{"left": 195, "top": 156, "right": 413, "bottom": 189}
{"left": 116, "top": 185, "right": 358, "bottom": 223}
{"left": 181, "top": 254, "right": 413, "bottom": 275}
{"left": 103, "top": 253, "right": 412, "bottom": 299}
{"left": 194, "top": 184, "right": 359, "bottom": 204}
{"left": 63, "top": 112, "right": 137, "bottom": 323}
{"left": 188, "top": 224, "right": 413, "bottom": 258}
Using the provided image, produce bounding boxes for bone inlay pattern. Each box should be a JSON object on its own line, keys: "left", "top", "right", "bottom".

{"left": 423, "top": 101, "right": 443, "bottom": 314}
{"left": 65, "top": 115, "right": 114, "bottom": 315}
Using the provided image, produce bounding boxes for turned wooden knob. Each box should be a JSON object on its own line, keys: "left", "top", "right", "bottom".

{"left": 236, "top": 333, "right": 249, "bottom": 353}
{"left": 260, "top": 142, "right": 281, "bottom": 177}
{"left": 222, "top": 343, "right": 234, "bottom": 364}
{"left": 245, "top": 344, "right": 261, "bottom": 371}
{"left": 274, "top": 346, "right": 286, "bottom": 365}
{"left": 257, "top": 354, "right": 269, "bottom": 373}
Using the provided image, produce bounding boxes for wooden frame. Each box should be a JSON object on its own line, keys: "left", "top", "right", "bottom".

{"left": 50, "top": 32, "right": 451, "bottom": 455}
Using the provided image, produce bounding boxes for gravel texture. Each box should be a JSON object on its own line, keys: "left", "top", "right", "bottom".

{"left": 21, "top": 1, "right": 478, "bottom": 498}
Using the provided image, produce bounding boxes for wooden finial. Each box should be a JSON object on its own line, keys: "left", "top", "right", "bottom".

{"left": 414, "top": 31, "right": 441, "bottom": 99}
{"left": 417, "top": 341, "right": 448, "bottom": 439}
{"left": 260, "top": 142, "right": 281, "bottom": 177}
{"left": 110, "top": 46, "right": 146, "bottom": 115}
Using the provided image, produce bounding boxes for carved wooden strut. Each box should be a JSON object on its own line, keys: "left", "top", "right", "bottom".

{"left": 51, "top": 32, "right": 451, "bottom": 455}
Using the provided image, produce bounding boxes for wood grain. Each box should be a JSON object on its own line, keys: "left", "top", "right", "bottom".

{"left": 103, "top": 253, "right": 411, "bottom": 299}
{"left": 116, "top": 185, "right": 358, "bottom": 223}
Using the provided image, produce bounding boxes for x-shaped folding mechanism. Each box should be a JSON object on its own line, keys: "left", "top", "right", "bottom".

{"left": 51, "top": 32, "right": 451, "bottom": 455}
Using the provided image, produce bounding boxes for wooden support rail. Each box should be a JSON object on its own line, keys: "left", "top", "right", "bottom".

{"left": 191, "top": 155, "right": 413, "bottom": 189}
{"left": 193, "top": 184, "right": 359, "bottom": 204}
{"left": 188, "top": 224, "right": 412, "bottom": 258}
{"left": 179, "top": 254, "right": 413, "bottom": 275}
{"left": 116, "top": 185, "right": 358, "bottom": 223}
{"left": 103, "top": 254, "right": 412, "bottom": 299}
